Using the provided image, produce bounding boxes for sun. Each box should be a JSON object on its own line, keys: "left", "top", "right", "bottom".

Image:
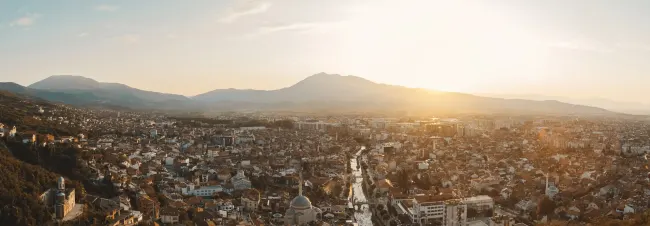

{"left": 333, "top": 0, "right": 547, "bottom": 92}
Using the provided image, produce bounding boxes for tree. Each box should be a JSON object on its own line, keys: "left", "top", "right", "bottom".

{"left": 537, "top": 196, "right": 556, "bottom": 218}
{"left": 396, "top": 170, "right": 411, "bottom": 192}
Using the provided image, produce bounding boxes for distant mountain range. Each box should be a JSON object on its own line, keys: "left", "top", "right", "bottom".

{"left": 0, "top": 75, "right": 191, "bottom": 110}
{"left": 0, "top": 73, "right": 623, "bottom": 116}
{"left": 478, "top": 93, "right": 650, "bottom": 115}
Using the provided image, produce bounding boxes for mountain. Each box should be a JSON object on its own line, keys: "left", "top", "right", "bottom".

{"left": 478, "top": 93, "right": 650, "bottom": 115}
{"left": 0, "top": 73, "right": 623, "bottom": 115}
{"left": 29, "top": 75, "right": 189, "bottom": 103}
{"left": 0, "top": 82, "right": 107, "bottom": 106}
{"left": 5, "top": 75, "right": 195, "bottom": 110}
{"left": 194, "top": 73, "right": 618, "bottom": 116}
{"left": 0, "top": 75, "right": 194, "bottom": 110}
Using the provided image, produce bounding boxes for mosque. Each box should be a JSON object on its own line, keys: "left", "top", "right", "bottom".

{"left": 284, "top": 171, "right": 322, "bottom": 225}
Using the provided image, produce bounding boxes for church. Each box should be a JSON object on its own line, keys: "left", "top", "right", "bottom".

{"left": 40, "top": 177, "right": 76, "bottom": 220}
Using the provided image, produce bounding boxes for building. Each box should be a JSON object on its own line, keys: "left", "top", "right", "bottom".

{"left": 136, "top": 194, "right": 160, "bottom": 220}
{"left": 297, "top": 120, "right": 333, "bottom": 131}
{"left": 181, "top": 184, "right": 224, "bottom": 197}
{"left": 445, "top": 199, "right": 467, "bottom": 226}
{"left": 40, "top": 177, "right": 76, "bottom": 220}
{"left": 241, "top": 189, "right": 261, "bottom": 211}
{"left": 545, "top": 175, "right": 559, "bottom": 199}
{"left": 284, "top": 172, "right": 322, "bottom": 225}
{"left": 22, "top": 131, "right": 37, "bottom": 144}
{"left": 396, "top": 195, "right": 492, "bottom": 225}
{"left": 236, "top": 134, "right": 255, "bottom": 144}
{"left": 240, "top": 126, "right": 266, "bottom": 131}
{"left": 397, "top": 195, "right": 447, "bottom": 224}
{"left": 489, "top": 215, "right": 516, "bottom": 226}
{"left": 232, "top": 170, "right": 252, "bottom": 191}
{"left": 464, "top": 195, "right": 495, "bottom": 220}
{"left": 160, "top": 207, "right": 180, "bottom": 224}
{"left": 9, "top": 126, "right": 17, "bottom": 137}
{"left": 215, "top": 135, "right": 235, "bottom": 146}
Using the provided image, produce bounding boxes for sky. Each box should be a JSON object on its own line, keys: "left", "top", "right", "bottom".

{"left": 1, "top": 0, "right": 650, "bottom": 103}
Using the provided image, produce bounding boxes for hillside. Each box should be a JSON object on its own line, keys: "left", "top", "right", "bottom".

{"left": 0, "top": 91, "right": 110, "bottom": 226}
{"left": 0, "top": 144, "right": 58, "bottom": 226}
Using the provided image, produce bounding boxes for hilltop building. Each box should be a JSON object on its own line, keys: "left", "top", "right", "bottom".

{"left": 40, "top": 177, "right": 76, "bottom": 220}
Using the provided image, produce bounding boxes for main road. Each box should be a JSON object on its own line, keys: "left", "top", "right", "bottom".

{"left": 348, "top": 146, "right": 373, "bottom": 226}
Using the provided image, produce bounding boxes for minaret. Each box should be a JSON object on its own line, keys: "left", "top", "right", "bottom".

{"left": 299, "top": 169, "right": 303, "bottom": 196}
{"left": 545, "top": 173, "right": 549, "bottom": 195}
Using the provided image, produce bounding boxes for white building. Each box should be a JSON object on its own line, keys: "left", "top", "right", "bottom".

{"left": 464, "top": 195, "right": 494, "bottom": 212}
{"left": 297, "top": 121, "right": 327, "bottom": 131}
{"left": 418, "top": 162, "right": 430, "bottom": 170}
{"left": 236, "top": 134, "right": 255, "bottom": 144}
{"left": 181, "top": 184, "right": 223, "bottom": 197}
{"left": 464, "top": 195, "right": 495, "bottom": 220}
{"left": 240, "top": 126, "right": 266, "bottom": 131}
{"left": 396, "top": 195, "right": 492, "bottom": 225}
{"left": 445, "top": 200, "right": 467, "bottom": 226}
{"left": 9, "top": 126, "right": 17, "bottom": 137}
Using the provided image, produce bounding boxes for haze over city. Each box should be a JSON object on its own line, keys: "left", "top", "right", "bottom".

{"left": 2, "top": 0, "right": 650, "bottom": 105}
{"left": 6, "top": 1, "right": 650, "bottom": 226}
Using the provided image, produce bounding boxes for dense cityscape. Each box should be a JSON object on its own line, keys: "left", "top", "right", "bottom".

{"left": 3, "top": 1, "right": 650, "bottom": 225}
{"left": 2, "top": 90, "right": 650, "bottom": 226}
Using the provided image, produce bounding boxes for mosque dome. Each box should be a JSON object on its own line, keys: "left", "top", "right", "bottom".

{"left": 290, "top": 195, "right": 312, "bottom": 210}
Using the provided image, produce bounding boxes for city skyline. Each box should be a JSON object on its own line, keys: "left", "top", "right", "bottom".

{"left": 2, "top": 0, "right": 650, "bottom": 103}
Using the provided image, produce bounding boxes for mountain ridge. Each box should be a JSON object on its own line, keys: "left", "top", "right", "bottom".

{"left": 0, "top": 73, "right": 625, "bottom": 116}
{"left": 478, "top": 93, "right": 650, "bottom": 115}
{"left": 192, "top": 73, "right": 617, "bottom": 116}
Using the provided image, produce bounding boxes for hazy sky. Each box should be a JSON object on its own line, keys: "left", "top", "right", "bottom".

{"left": 1, "top": 0, "right": 650, "bottom": 102}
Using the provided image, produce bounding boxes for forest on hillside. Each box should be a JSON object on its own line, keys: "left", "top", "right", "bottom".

{"left": 0, "top": 143, "right": 58, "bottom": 226}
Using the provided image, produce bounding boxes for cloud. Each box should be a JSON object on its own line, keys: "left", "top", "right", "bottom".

{"left": 116, "top": 34, "right": 140, "bottom": 43}
{"left": 218, "top": 1, "right": 271, "bottom": 23}
{"left": 260, "top": 23, "right": 319, "bottom": 33}
{"left": 95, "top": 4, "right": 119, "bottom": 12}
{"left": 78, "top": 33, "right": 89, "bottom": 37}
{"left": 10, "top": 14, "right": 41, "bottom": 27}
{"left": 251, "top": 21, "right": 345, "bottom": 37}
